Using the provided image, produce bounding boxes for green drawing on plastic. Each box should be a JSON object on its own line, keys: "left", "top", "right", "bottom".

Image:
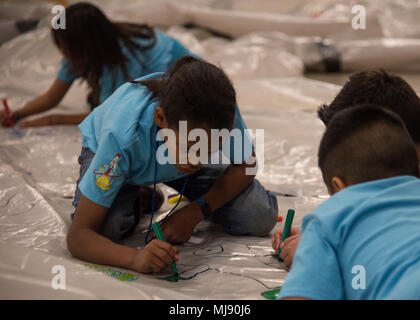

{"left": 160, "top": 274, "right": 182, "bottom": 282}
{"left": 261, "top": 286, "right": 282, "bottom": 300}
{"left": 157, "top": 264, "right": 210, "bottom": 282}
{"left": 85, "top": 263, "right": 139, "bottom": 282}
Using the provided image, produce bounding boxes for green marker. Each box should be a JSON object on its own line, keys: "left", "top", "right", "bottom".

{"left": 278, "top": 209, "right": 295, "bottom": 261}
{"left": 152, "top": 222, "right": 179, "bottom": 277}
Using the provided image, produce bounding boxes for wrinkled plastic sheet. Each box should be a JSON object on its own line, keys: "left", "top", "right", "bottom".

{"left": 0, "top": 0, "right": 348, "bottom": 300}
{"left": 0, "top": 76, "right": 335, "bottom": 299}
{"left": 4, "top": 0, "right": 420, "bottom": 72}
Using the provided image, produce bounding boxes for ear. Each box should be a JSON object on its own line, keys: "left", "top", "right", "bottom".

{"left": 330, "top": 176, "right": 347, "bottom": 194}
{"left": 154, "top": 106, "right": 168, "bottom": 129}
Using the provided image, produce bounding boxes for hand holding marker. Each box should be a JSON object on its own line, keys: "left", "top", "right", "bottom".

{"left": 278, "top": 209, "right": 295, "bottom": 261}
{"left": 2, "top": 98, "right": 14, "bottom": 127}
{"left": 2, "top": 98, "right": 23, "bottom": 137}
{"left": 152, "top": 222, "right": 179, "bottom": 279}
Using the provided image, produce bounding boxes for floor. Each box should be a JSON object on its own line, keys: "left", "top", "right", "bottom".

{"left": 1, "top": 0, "right": 419, "bottom": 299}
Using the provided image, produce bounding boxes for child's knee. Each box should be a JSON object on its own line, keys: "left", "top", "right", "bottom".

{"left": 101, "top": 208, "right": 138, "bottom": 242}
{"left": 222, "top": 189, "right": 278, "bottom": 236}
{"left": 244, "top": 198, "right": 278, "bottom": 236}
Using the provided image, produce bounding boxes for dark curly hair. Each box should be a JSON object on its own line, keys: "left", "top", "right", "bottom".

{"left": 52, "top": 2, "right": 156, "bottom": 106}
{"left": 317, "top": 70, "right": 420, "bottom": 144}
{"left": 318, "top": 104, "right": 419, "bottom": 191}
{"left": 132, "top": 56, "right": 237, "bottom": 131}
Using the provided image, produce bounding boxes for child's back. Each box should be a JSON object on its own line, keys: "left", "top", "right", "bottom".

{"left": 279, "top": 104, "right": 420, "bottom": 300}
{"left": 291, "top": 176, "right": 420, "bottom": 299}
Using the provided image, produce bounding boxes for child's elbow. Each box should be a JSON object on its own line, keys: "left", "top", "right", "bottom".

{"left": 66, "top": 227, "right": 80, "bottom": 257}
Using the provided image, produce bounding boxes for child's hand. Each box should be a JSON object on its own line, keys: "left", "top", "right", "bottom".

{"left": 0, "top": 110, "right": 17, "bottom": 127}
{"left": 271, "top": 227, "right": 300, "bottom": 251}
{"left": 0, "top": 110, "right": 7, "bottom": 126}
{"left": 131, "top": 239, "right": 179, "bottom": 274}
{"left": 160, "top": 202, "right": 203, "bottom": 244}
{"left": 279, "top": 234, "right": 300, "bottom": 268}
{"left": 19, "top": 115, "right": 55, "bottom": 128}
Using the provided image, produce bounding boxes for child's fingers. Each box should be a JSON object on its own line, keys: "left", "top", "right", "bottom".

{"left": 272, "top": 231, "right": 282, "bottom": 250}
{"left": 283, "top": 253, "right": 294, "bottom": 268}
{"left": 281, "top": 234, "right": 299, "bottom": 247}
{"left": 154, "top": 239, "right": 179, "bottom": 258}
{"left": 153, "top": 245, "right": 176, "bottom": 266}
{"left": 151, "top": 256, "right": 167, "bottom": 270}
{"left": 150, "top": 258, "right": 166, "bottom": 273}
{"left": 280, "top": 239, "right": 297, "bottom": 268}
{"left": 18, "top": 121, "right": 32, "bottom": 128}
{"left": 289, "top": 227, "right": 300, "bottom": 236}
{"left": 280, "top": 245, "right": 292, "bottom": 267}
{"left": 279, "top": 247, "right": 287, "bottom": 261}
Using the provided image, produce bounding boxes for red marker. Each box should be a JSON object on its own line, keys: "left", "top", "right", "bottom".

{"left": 2, "top": 98, "right": 14, "bottom": 127}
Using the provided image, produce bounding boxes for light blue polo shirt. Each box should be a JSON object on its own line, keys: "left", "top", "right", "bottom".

{"left": 278, "top": 176, "right": 420, "bottom": 300}
{"left": 57, "top": 30, "right": 198, "bottom": 104}
{"left": 77, "top": 72, "right": 253, "bottom": 208}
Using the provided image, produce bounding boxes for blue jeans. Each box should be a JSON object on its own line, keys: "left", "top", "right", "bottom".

{"left": 72, "top": 147, "right": 278, "bottom": 242}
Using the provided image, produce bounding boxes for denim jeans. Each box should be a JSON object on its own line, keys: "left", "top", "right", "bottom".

{"left": 72, "top": 147, "right": 278, "bottom": 242}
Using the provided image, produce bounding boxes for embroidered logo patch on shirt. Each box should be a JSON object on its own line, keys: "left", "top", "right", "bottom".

{"left": 93, "top": 153, "right": 123, "bottom": 191}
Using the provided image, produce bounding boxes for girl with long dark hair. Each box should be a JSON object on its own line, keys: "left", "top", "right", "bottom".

{"left": 0, "top": 2, "right": 197, "bottom": 127}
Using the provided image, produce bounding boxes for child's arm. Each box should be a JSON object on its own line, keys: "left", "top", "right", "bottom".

{"left": 2, "top": 79, "right": 71, "bottom": 127}
{"left": 202, "top": 161, "right": 255, "bottom": 211}
{"left": 276, "top": 218, "right": 344, "bottom": 300}
{"left": 161, "top": 161, "right": 255, "bottom": 244}
{"left": 67, "top": 194, "right": 179, "bottom": 273}
{"left": 19, "top": 112, "right": 90, "bottom": 127}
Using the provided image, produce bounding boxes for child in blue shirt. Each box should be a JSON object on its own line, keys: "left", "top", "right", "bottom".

{"left": 278, "top": 104, "right": 420, "bottom": 300}
{"left": 0, "top": 2, "right": 197, "bottom": 128}
{"left": 273, "top": 70, "right": 420, "bottom": 268}
{"left": 67, "top": 57, "right": 278, "bottom": 274}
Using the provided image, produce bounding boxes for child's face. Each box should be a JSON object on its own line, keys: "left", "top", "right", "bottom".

{"left": 154, "top": 107, "right": 224, "bottom": 175}
{"left": 169, "top": 125, "right": 221, "bottom": 175}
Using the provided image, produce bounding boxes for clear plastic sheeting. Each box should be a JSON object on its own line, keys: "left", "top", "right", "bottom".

{"left": 108, "top": 0, "right": 420, "bottom": 72}
{"left": 2, "top": 0, "right": 394, "bottom": 300}
{"left": 0, "top": 0, "right": 53, "bottom": 45}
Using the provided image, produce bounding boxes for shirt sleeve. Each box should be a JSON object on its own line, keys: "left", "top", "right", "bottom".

{"left": 78, "top": 132, "right": 129, "bottom": 208}
{"left": 221, "top": 106, "right": 254, "bottom": 164}
{"left": 57, "top": 58, "right": 80, "bottom": 83}
{"left": 277, "top": 217, "right": 344, "bottom": 300}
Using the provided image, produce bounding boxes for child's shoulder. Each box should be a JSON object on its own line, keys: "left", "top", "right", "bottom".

{"left": 305, "top": 175, "right": 420, "bottom": 234}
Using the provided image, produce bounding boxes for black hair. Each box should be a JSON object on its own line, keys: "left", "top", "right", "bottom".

{"left": 317, "top": 70, "right": 420, "bottom": 144}
{"left": 52, "top": 2, "right": 156, "bottom": 106}
{"left": 132, "top": 56, "right": 236, "bottom": 131}
{"left": 318, "top": 104, "right": 419, "bottom": 191}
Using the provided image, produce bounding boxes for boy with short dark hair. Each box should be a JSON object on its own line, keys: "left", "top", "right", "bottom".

{"left": 318, "top": 70, "right": 420, "bottom": 159}
{"left": 68, "top": 57, "right": 278, "bottom": 274}
{"left": 278, "top": 104, "right": 420, "bottom": 299}
{"left": 273, "top": 70, "right": 420, "bottom": 267}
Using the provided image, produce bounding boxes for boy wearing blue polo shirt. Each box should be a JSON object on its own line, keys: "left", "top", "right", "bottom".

{"left": 278, "top": 105, "right": 420, "bottom": 300}
{"left": 67, "top": 57, "right": 278, "bottom": 274}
